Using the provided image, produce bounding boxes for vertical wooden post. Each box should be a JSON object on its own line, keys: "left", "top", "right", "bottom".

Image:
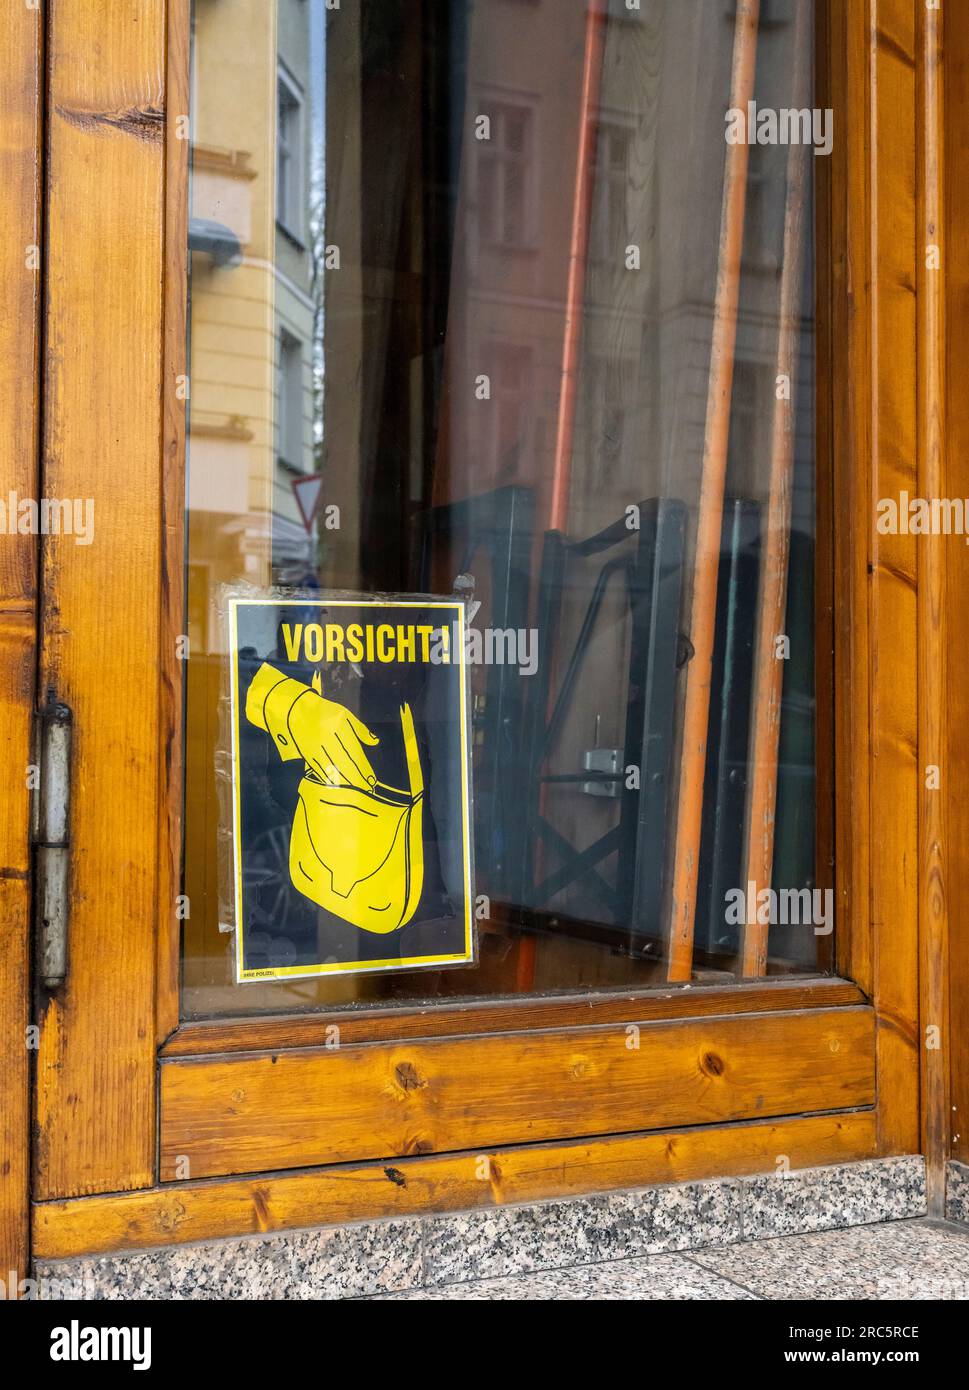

{"left": 667, "top": 0, "right": 760, "bottom": 982}
{"left": 868, "top": 0, "right": 921, "bottom": 1159}
{"left": 35, "top": 0, "right": 167, "bottom": 1199}
{"left": 943, "top": 0, "right": 969, "bottom": 1188}
{"left": 917, "top": 0, "right": 949, "bottom": 1219}
{"left": 157, "top": 0, "right": 191, "bottom": 1046}
{"left": 0, "top": 0, "right": 43, "bottom": 1295}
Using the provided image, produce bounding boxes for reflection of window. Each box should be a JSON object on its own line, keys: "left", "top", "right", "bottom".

{"left": 477, "top": 102, "right": 535, "bottom": 248}
{"left": 590, "top": 121, "right": 632, "bottom": 263}
{"left": 743, "top": 146, "right": 784, "bottom": 273}
{"left": 483, "top": 342, "right": 533, "bottom": 477}
{"left": 277, "top": 329, "right": 304, "bottom": 470}
{"left": 585, "top": 357, "right": 626, "bottom": 482}
{"left": 727, "top": 357, "right": 771, "bottom": 474}
{"left": 276, "top": 66, "right": 304, "bottom": 239}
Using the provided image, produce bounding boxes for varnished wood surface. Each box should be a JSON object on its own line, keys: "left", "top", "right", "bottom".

{"left": 156, "top": 0, "right": 190, "bottom": 1048}
{"left": 0, "top": 0, "right": 43, "bottom": 1291}
{"left": 868, "top": 0, "right": 922, "bottom": 1158}
{"left": 164, "top": 976, "right": 866, "bottom": 1056}
{"left": 830, "top": 0, "right": 874, "bottom": 1001}
{"left": 35, "top": 1109, "right": 876, "bottom": 1260}
{"left": 916, "top": 0, "right": 949, "bottom": 1219}
{"left": 160, "top": 1007, "right": 875, "bottom": 1180}
{"left": 945, "top": 0, "right": 969, "bottom": 1174}
{"left": 829, "top": 0, "right": 922, "bottom": 1160}
{"left": 35, "top": 0, "right": 167, "bottom": 1199}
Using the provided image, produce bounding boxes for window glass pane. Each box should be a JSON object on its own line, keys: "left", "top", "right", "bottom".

{"left": 181, "top": 0, "right": 830, "bottom": 1018}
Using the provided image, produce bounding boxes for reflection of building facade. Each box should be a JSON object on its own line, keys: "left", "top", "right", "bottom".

{"left": 439, "top": 0, "right": 815, "bottom": 938}
{"left": 273, "top": 0, "right": 320, "bottom": 582}
{"left": 449, "top": 0, "right": 813, "bottom": 533}
{"left": 188, "top": 0, "right": 318, "bottom": 655}
{"left": 185, "top": 0, "right": 323, "bottom": 1009}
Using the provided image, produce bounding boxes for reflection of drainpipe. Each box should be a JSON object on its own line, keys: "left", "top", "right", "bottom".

{"left": 548, "top": 0, "right": 607, "bottom": 533}
{"left": 188, "top": 216, "right": 242, "bottom": 268}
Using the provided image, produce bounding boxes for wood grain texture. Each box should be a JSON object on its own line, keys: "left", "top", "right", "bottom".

{"left": 945, "top": 0, "right": 969, "bottom": 1172}
{"left": 156, "top": 0, "right": 190, "bottom": 1047}
{"left": 830, "top": 0, "right": 874, "bottom": 1000}
{"left": 35, "top": 1109, "right": 877, "bottom": 1259}
{"left": 916, "top": 0, "right": 949, "bottom": 1219}
{"left": 0, "top": 0, "right": 43, "bottom": 1292}
{"left": 868, "top": 0, "right": 922, "bottom": 1157}
{"left": 160, "top": 1007, "right": 875, "bottom": 1180}
{"left": 35, "top": 0, "right": 167, "bottom": 1199}
{"left": 831, "top": 0, "right": 922, "bottom": 1157}
{"left": 165, "top": 976, "right": 866, "bottom": 1055}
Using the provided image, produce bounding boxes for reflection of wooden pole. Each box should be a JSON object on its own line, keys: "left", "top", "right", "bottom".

{"left": 549, "top": 0, "right": 608, "bottom": 531}
{"left": 740, "top": 2, "right": 811, "bottom": 978}
{"left": 667, "top": 0, "right": 760, "bottom": 982}
{"left": 518, "top": 0, "right": 607, "bottom": 992}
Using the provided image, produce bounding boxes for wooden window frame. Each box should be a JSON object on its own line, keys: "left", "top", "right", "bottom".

{"left": 161, "top": 0, "right": 847, "bottom": 1062}
{"left": 6, "top": 0, "right": 949, "bottom": 1274}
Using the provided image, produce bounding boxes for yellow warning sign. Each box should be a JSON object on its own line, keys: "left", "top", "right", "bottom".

{"left": 228, "top": 596, "right": 474, "bottom": 981}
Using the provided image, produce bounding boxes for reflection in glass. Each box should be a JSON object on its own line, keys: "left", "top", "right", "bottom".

{"left": 182, "top": 0, "right": 828, "bottom": 1017}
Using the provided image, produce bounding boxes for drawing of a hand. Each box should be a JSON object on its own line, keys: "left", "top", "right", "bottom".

{"left": 289, "top": 686, "right": 379, "bottom": 788}
{"left": 246, "top": 662, "right": 380, "bottom": 789}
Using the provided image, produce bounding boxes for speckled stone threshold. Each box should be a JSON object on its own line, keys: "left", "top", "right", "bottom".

{"left": 35, "top": 1155, "right": 926, "bottom": 1301}
{"left": 947, "top": 1159, "right": 969, "bottom": 1226}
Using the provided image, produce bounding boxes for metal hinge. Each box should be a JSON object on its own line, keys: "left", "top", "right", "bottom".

{"left": 31, "top": 696, "right": 73, "bottom": 991}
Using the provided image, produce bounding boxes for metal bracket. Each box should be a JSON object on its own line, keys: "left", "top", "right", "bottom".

{"left": 581, "top": 746, "right": 622, "bottom": 798}
{"left": 31, "top": 696, "right": 73, "bottom": 991}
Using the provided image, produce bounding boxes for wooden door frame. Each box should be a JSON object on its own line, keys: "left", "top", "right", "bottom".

{"left": 5, "top": 0, "right": 950, "bottom": 1271}
{"left": 0, "top": 0, "right": 43, "bottom": 1293}
{"left": 943, "top": 0, "right": 969, "bottom": 1189}
{"left": 33, "top": 0, "right": 167, "bottom": 1205}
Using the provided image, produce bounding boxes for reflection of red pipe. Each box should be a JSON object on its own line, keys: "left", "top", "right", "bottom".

{"left": 519, "top": 0, "right": 607, "bottom": 993}
{"left": 549, "top": 0, "right": 608, "bottom": 532}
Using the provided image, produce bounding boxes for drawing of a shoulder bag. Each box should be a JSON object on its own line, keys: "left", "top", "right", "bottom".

{"left": 290, "top": 704, "right": 424, "bottom": 933}
{"left": 245, "top": 661, "right": 425, "bottom": 934}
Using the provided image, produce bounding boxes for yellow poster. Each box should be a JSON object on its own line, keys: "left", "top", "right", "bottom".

{"left": 227, "top": 596, "right": 475, "bottom": 981}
